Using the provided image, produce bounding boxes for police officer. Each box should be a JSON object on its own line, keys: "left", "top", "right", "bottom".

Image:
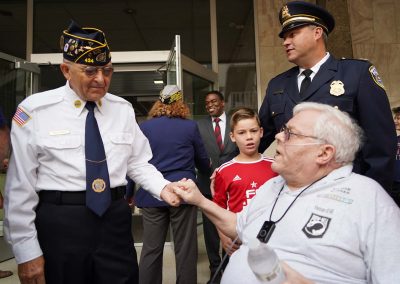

{"left": 259, "top": 1, "right": 396, "bottom": 193}
{"left": 4, "top": 21, "right": 180, "bottom": 284}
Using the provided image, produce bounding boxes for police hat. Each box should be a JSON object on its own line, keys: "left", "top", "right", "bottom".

{"left": 278, "top": 1, "right": 335, "bottom": 38}
{"left": 60, "top": 20, "right": 111, "bottom": 65}
{"left": 159, "top": 85, "right": 183, "bottom": 104}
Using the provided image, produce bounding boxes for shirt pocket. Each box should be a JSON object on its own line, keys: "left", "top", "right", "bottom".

{"left": 321, "top": 96, "right": 354, "bottom": 113}
{"left": 42, "top": 135, "right": 83, "bottom": 169}
{"left": 107, "top": 132, "right": 134, "bottom": 155}
{"left": 270, "top": 102, "right": 287, "bottom": 130}
{"left": 43, "top": 135, "right": 82, "bottom": 149}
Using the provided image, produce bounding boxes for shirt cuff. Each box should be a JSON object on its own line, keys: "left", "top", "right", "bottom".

{"left": 12, "top": 238, "right": 43, "bottom": 264}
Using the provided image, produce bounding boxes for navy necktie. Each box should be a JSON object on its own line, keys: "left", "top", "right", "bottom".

{"left": 85, "top": 101, "right": 111, "bottom": 216}
{"left": 214, "top": 117, "right": 224, "bottom": 152}
{"left": 299, "top": 69, "right": 312, "bottom": 97}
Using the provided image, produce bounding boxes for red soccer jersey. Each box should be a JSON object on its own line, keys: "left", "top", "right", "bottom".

{"left": 213, "top": 155, "right": 278, "bottom": 213}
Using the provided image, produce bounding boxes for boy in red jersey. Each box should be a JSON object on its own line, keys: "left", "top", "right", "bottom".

{"left": 213, "top": 107, "right": 278, "bottom": 256}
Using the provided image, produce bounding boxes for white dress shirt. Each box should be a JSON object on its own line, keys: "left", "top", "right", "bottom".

{"left": 213, "top": 112, "right": 227, "bottom": 143}
{"left": 297, "top": 52, "right": 330, "bottom": 91}
{"left": 4, "top": 82, "right": 169, "bottom": 264}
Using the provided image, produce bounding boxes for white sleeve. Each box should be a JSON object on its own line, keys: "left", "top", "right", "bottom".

{"left": 366, "top": 199, "right": 400, "bottom": 283}
{"left": 126, "top": 121, "right": 169, "bottom": 198}
{"left": 4, "top": 109, "right": 43, "bottom": 264}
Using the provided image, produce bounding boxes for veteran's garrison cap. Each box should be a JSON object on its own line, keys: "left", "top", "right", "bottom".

{"left": 60, "top": 21, "right": 111, "bottom": 65}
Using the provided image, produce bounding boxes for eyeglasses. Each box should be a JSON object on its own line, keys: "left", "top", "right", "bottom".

{"left": 280, "top": 124, "right": 321, "bottom": 142}
{"left": 79, "top": 66, "right": 114, "bottom": 77}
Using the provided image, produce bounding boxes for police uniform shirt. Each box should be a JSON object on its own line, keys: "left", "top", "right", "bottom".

{"left": 259, "top": 54, "right": 396, "bottom": 191}
{"left": 222, "top": 165, "right": 400, "bottom": 283}
{"left": 4, "top": 82, "right": 169, "bottom": 264}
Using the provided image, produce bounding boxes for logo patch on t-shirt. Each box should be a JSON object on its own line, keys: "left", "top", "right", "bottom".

{"left": 232, "top": 175, "right": 242, "bottom": 181}
{"left": 302, "top": 213, "right": 331, "bottom": 238}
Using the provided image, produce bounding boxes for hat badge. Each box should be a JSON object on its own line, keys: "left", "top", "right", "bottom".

{"left": 282, "top": 5, "right": 291, "bottom": 20}
{"left": 330, "top": 80, "right": 345, "bottom": 97}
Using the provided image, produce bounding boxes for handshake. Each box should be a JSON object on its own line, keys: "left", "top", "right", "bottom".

{"left": 160, "top": 179, "right": 204, "bottom": 207}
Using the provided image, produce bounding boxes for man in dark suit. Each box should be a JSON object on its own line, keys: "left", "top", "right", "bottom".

{"left": 197, "top": 91, "right": 237, "bottom": 283}
{"left": 259, "top": 1, "right": 396, "bottom": 195}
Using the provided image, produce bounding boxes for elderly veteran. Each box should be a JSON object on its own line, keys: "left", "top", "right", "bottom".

{"left": 258, "top": 1, "right": 396, "bottom": 194}
{"left": 175, "top": 102, "right": 400, "bottom": 284}
{"left": 4, "top": 21, "right": 180, "bottom": 284}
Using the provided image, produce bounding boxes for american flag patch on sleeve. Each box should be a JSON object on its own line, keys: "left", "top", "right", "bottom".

{"left": 13, "top": 107, "right": 31, "bottom": 126}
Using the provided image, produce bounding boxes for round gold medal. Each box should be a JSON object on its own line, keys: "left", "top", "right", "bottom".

{"left": 92, "top": 179, "right": 106, "bottom": 193}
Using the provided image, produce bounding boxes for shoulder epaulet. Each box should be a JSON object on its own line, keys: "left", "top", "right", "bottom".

{"left": 19, "top": 86, "right": 64, "bottom": 112}
{"left": 104, "top": 93, "right": 132, "bottom": 105}
{"left": 13, "top": 87, "right": 64, "bottom": 127}
{"left": 340, "top": 57, "right": 370, "bottom": 63}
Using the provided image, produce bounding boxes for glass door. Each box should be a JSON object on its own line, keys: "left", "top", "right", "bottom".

{"left": 0, "top": 52, "right": 40, "bottom": 261}
{"left": 165, "top": 35, "right": 182, "bottom": 88}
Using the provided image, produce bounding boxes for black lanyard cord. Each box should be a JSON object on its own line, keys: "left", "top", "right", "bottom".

{"left": 269, "top": 175, "right": 327, "bottom": 223}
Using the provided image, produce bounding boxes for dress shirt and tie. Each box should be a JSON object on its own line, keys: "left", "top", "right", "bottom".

{"left": 213, "top": 113, "right": 226, "bottom": 150}
{"left": 299, "top": 69, "right": 312, "bottom": 97}
{"left": 296, "top": 52, "right": 330, "bottom": 95}
{"left": 85, "top": 101, "right": 111, "bottom": 216}
{"left": 213, "top": 117, "right": 224, "bottom": 152}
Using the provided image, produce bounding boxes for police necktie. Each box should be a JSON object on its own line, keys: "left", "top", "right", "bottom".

{"left": 214, "top": 117, "right": 224, "bottom": 152}
{"left": 299, "top": 69, "right": 312, "bottom": 97}
{"left": 85, "top": 101, "right": 111, "bottom": 216}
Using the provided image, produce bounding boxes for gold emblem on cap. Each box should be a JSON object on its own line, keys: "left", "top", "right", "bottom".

{"left": 96, "top": 52, "right": 107, "bottom": 63}
{"left": 282, "top": 5, "right": 291, "bottom": 20}
{"left": 92, "top": 179, "right": 106, "bottom": 193}
{"left": 74, "top": 100, "right": 82, "bottom": 108}
{"left": 330, "top": 80, "right": 345, "bottom": 97}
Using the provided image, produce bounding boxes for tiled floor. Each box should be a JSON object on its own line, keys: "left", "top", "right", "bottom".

{"left": 0, "top": 215, "right": 212, "bottom": 284}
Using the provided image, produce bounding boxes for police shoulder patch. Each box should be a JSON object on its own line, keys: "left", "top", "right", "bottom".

{"left": 369, "top": 65, "right": 385, "bottom": 90}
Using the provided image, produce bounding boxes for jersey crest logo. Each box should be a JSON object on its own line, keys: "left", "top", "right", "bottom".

{"left": 369, "top": 65, "right": 385, "bottom": 90}
{"left": 232, "top": 175, "right": 242, "bottom": 181}
{"left": 302, "top": 213, "right": 331, "bottom": 238}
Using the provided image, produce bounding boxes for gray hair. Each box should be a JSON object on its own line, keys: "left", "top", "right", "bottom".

{"left": 308, "top": 25, "right": 328, "bottom": 47}
{"left": 293, "top": 102, "right": 363, "bottom": 165}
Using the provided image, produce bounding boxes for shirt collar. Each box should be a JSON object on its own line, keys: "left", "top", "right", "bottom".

{"left": 64, "top": 81, "right": 105, "bottom": 116}
{"left": 213, "top": 112, "right": 226, "bottom": 123}
{"left": 298, "top": 52, "right": 330, "bottom": 78}
{"left": 277, "top": 164, "right": 354, "bottom": 195}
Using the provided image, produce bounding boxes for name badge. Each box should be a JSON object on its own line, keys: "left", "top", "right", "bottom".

{"left": 49, "top": 130, "right": 70, "bottom": 136}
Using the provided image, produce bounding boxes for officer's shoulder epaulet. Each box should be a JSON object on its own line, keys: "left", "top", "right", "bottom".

{"left": 341, "top": 58, "right": 385, "bottom": 90}
{"left": 340, "top": 57, "right": 371, "bottom": 64}
{"left": 104, "top": 93, "right": 131, "bottom": 105}
{"left": 19, "top": 86, "right": 64, "bottom": 113}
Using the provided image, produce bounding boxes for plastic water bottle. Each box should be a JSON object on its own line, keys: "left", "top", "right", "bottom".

{"left": 247, "top": 238, "right": 286, "bottom": 283}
